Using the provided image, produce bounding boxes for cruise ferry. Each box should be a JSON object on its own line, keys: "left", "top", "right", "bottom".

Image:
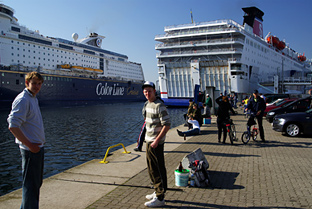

{"left": 155, "top": 7, "right": 312, "bottom": 106}
{"left": 0, "top": 4, "right": 145, "bottom": 107}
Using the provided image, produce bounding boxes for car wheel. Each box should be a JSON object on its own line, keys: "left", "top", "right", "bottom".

{"left": 285, "top": 123, "right": 300, "bottom": 137}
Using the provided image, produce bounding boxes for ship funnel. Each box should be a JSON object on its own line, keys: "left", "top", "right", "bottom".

{"left": 242, "top": 7, "right": 264, "bottom": 38}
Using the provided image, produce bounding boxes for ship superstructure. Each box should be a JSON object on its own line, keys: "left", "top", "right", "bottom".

{"left": 0, "top": 4, "right": 145, "bottom": 106}
{"left": 155, "top": 7, "right": 312, "bottom": 105}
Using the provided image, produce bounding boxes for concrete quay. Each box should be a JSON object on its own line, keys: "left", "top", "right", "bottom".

{"left": 1, "top": 109, "right": 312, "bottom": 208}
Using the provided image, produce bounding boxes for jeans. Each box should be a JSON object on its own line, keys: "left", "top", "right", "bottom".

{"left": 20, "top": 147, "right": 44, "bottom": 209}
{"left": 217, "top": 117, "right": 227, "bottom": 142}
{"left": 182, "top": 128, "right": 200, "bottom": 136}
{"left": 146, "top": 143, "right": 167, "bottom": 200}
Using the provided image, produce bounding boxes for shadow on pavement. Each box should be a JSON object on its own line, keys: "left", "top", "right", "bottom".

{"left": 164, "top": 200, "right": 301, "bottom": 209}
{"left": 209, "top": 170, "right": 244, "bottom": 190}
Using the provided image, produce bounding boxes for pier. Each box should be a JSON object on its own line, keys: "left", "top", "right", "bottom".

{"left": 0, "top": 109, "right": 311, "bottom": 208}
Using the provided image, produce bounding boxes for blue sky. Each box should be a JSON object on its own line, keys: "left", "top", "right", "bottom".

{"left": 3, "top": 0, "right": 312, "bottom": 83}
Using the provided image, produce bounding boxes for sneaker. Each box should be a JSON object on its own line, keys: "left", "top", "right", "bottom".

{"left": 144, "top": 197, "right": 165, "bottom": 207}
{"left": 146, "top": 192, "right": 156, "bottom": 200}
{"left": 134, "top": 147, "right": 141, "bottom": 152}
{"left": 176, "top": 129, "right": 183, "bottom": 136}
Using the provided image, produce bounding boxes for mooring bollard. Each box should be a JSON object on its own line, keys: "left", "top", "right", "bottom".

{"left": 99, "top": 143, "right": 131, "bottom": 164}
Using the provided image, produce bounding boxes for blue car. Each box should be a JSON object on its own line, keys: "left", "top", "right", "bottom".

{"left": 272, "top": 109, "right": 312, "bottom": 137}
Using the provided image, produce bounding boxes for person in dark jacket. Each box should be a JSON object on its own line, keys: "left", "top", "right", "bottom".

{"left": 246, "top": 90, "right": 266, "bottom": 142}
{"left": 216, "top": 95, "right": 235, "bottom": 143}
{"left": 190, "top": 103, "right": 202, "bottom": 127}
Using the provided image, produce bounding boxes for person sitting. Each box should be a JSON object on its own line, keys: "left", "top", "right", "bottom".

{"left": 183, "top": 99, "right": 194, "bottom": 126}
{"left": 177, "top": 117, "right": 200, "bottom": 137}
{"left": 189, "top": 103, "right": 202, "bottom": 127}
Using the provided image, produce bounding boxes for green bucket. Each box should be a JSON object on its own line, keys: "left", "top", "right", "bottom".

{"left": 174, "top": 169, "right": 189, "bottom": 187}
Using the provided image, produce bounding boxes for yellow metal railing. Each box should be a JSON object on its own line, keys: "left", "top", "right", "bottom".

{"left": 99, "top": 143, "right": 131, "bottom": 164}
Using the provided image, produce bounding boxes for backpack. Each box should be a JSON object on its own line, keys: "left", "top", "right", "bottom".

{"left": 189, "top": 160, "right": 210, "bottom": 187}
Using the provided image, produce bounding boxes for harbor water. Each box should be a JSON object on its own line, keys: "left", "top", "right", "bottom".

{"left": 0, "top": 102, "right": 186, "bottom": 196}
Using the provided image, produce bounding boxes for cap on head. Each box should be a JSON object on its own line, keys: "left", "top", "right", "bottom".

{"left": 142, "top": 81, "right": 155, "bottom": 89}
{"left": 253, "top": 89, "right": 259, "bottom": 94}
{"left": 206, "top": 94, "right": 209, "bottom": 96}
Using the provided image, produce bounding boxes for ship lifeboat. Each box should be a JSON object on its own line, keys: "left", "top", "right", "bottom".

{"left": 298, "top": 54, "right": 306, "bottom": 62}
{"left": 276, "top": 41, "right": 285, "bottom": 50}
{"left": 266, "top": 35, "right": 280, "bottom": 47}
{"left": 60, "top": 64, "right": 72, "bottom": 69}
{"left": 267, "top": 35, "right": 286, "bottom": 50}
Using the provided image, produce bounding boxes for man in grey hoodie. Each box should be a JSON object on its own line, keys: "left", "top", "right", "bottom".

{"left": 7, "top": 71, "right": 45, "bottom": 209}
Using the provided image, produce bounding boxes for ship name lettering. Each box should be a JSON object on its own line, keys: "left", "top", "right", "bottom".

{"left": 113, "top": 84, "right": 124, "bottom": 95}
{"left": 127, "top": 87, "right": 139, "bottom": 95}
{"left": 96, "top": 83, "right": 125, "bottom": 96}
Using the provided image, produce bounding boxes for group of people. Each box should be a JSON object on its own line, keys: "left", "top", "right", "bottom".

{"left": 177, "top": 90, "right": 266, "bottom": 144}
{"left": 216, "top": 90, "right": 266, "bottom": 143}
{"left": 7, "top": 71, "right": 267, "bottom": 208}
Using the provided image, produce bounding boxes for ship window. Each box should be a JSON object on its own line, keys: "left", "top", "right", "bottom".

{"left": 16, "top": 79, "right": 19, "bottom": 85}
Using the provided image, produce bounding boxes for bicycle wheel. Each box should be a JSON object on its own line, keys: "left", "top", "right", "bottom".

{"left": 251, "top": 129, "right": 258, "bottom": 141}
{"left": 231, "top": 123, "right": 237, "bottom": 141}
{"left": 228, "top": 128, "right": 234, "bottom": 145}
{"left": 241, "top": 131, "right": 250, "bottom": 144}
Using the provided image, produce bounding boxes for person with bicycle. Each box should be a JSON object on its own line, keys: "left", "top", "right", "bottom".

{"left": 216, "top": 95, "right": 235, "bottom": 144}
{"left": 245, "top": 90, "right": 266, "bottom": 142}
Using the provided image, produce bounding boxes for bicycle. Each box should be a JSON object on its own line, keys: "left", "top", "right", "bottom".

{"left": 241, "top": 116, "right": 259, "bottom": 144}
{"left": 225, "top": 118, "right": 237, "bottom": 144}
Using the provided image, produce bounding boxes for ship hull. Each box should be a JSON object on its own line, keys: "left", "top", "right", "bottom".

{"left": 0, "top": 69, "right": 144, "bottom": 108}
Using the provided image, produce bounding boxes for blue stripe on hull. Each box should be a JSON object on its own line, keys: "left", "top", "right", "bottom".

{"left": 162, "top": 98, "right": 191, "bottom": 107}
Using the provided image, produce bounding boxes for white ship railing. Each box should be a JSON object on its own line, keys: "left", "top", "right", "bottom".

{"left": 260, "top": 77, "right": 312, "bottom": 85}
{"left": 228, "top": 58, "right": 241, "bottom": 62}
{"left": 163, "top": 19, "right": 241, "bottom": 31}
{"left": 155, "top": 38, "right": 244, "bottom": 48}
{"left": 156, "top": 20, "right": 242, "bottom": 39}
{"left": 283, "top": 77, "right": 312, "bottom": 83}
{"left": 155, "top": 27, "right": 239, "bottom": 39}
{"left": 156, "top": 48, "right": 243, "bottom": 57}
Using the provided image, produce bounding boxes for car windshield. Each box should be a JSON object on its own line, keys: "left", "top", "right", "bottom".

{"left": 275, "top": 99, "right": 287, "bottom": 106}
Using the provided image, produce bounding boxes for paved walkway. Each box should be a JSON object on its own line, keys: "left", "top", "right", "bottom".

{"left": 88, "top": 110, "right": 312, "bottom": 209}
{"left": 1, "top": 109, "right": 311, "bottom": 208}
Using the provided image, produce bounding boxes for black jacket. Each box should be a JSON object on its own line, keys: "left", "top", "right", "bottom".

{"left": 246, "top": 96, "right": 266, "bottom": 117}
{"left": 216, "top": 96, "right": 235, "bottom": 119}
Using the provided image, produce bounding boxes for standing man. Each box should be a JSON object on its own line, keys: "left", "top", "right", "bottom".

{"left": 246, "top": 90, "right": 266, "bottom": 142}
{"left": 216, "top": 95, "right": 235, "bottom": 143}
{"left": 205, "top": 94, "right": 212, "bottom": 117}
{"left": 7, "top": 71, "right": 45, "bottom": 209}
{"left": 142, "top": 81, "right": 171, "bottom": 207}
